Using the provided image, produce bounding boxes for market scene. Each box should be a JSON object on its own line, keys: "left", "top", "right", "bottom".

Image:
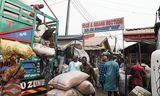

{"left": 0, "top": 0, "right": 159, "bottom": 96}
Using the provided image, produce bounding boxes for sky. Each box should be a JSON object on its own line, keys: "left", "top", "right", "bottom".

{"left": 21, "top": 0, "right": 160, "bottom": 50}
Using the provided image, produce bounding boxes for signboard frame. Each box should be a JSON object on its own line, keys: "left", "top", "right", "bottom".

{"left": 82, "top": 17, "right": 124, "bottom": 33}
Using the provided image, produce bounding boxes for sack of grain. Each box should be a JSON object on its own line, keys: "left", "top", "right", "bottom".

{"left": 34, "top": 31, "right": 40, "bottom": 37}
{"left": 0, "top": 79, "right": 21, "bottom": 96}
{"left": 36, "top": 24, "right": 47, "bottom": 37}
{"left": 128, "top": 86, "right": 151, "bottom": 96}
{"left": 2, "top": 64, "right": 25, "bottom": 81}
{"left": 33, "top": 43, "right": 55, "bottom": 56}
{"left": 48, "top": 71, "right": 89, "bottom": 90}
{"left": 46, "top": 89, "right": 82, "bottom": 96}
{"left": 0, "top": 39, "right": 36, "bottom": 62}
{"left": 76, "top": 80, "right": 95, "bottom": 95}
{"left": 34, "top": 37, "right": 41, "bottom": 43}
{"left": 40, "top": 39, "right": 50, "bottom": 47}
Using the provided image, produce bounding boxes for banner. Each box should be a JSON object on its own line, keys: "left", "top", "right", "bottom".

{"left": 82, "top": 18, "right": 124, "bottom": 33}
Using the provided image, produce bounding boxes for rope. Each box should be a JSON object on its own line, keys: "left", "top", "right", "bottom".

{"left": 43, "top": 0, "right": 57, "bottom": 19}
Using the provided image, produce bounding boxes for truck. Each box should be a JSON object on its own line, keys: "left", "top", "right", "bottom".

{"left": 0, "top": 0, "right": 59, "bottom": 95}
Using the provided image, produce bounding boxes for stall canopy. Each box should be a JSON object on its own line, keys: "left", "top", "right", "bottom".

{"left": 58, "top": 35, "right": 111, "bottom": 51}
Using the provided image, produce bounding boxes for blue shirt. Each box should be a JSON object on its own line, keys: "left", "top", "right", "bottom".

{"left": 104, "top": 60, "right": 119, "bottom": 91}
{"left": 99, "top": 62, "right": 106, "bottom": 83}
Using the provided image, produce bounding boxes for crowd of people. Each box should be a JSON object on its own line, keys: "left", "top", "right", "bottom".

{"left": 57, "top": 50, "right": 151, "bottom": 96}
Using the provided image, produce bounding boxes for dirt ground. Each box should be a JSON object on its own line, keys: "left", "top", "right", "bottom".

{"left": 32, "top": 87, "right": 107, "bottom": 96}
{"left": 95, "top": 87, "right": 106, "bottom": 96}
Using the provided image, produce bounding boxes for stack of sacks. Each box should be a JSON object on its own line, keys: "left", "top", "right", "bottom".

{"left": 33, "top": 24, "right": 56, "bottom": 56}
{"left": 76, "top": 80, "right": 95, "bottom": 95}
{"left": 47, "top": 71, "right": 95, "bottom": 96}
{"left": 47, "top": 89, "right": 82, "bottom": 96}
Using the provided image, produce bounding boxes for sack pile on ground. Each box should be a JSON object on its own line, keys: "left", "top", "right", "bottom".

{"left": 47, "top": 71, "right": 95, "bottom": 96}
{"left": 76, "top": 80, "right": 95, "bottom": 95}
{"left": 33, "top": 24, "right": 55, "bottom": 56}
{"left": 47, "top": 89, "right": 82, "bottom": 96}
{"left": 128, "top": 86, "right": 151, "bottom": 96}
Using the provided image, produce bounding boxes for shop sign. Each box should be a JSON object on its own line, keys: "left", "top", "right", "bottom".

{"left": 82, "top": 17, "right": 124, "bottom": 33}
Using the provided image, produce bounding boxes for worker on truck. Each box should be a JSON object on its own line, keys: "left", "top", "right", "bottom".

{"left": 30, "top": 4, "right": 44, "bottom": 31}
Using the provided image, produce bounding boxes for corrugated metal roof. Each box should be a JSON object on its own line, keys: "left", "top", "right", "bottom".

{"left": 124, "top": 27, "right": 154, "bottom": 35}
{"left": 58, "top": 40, "right": 82, "bottom": 50}
{"left": 57, "top": 36, "right": 110, "bottom": 50}
{"left": 58, "top": 35, "right": 83, "bottom": 40}
{"left": 84, "top": 36, "right": 107, "bottom": 46}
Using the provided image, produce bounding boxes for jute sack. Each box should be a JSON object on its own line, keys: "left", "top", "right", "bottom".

{"left": 48, "top": 71, "right": 89, "bottom": 90}
{"left": 47, "top": 89, "right": 82, "bottom": 96}
{"left": 0, "top": 79, "right": 21, "bottom": 96}
{"left": 36, "top": 24, "right": 47, "bottom": 37}
{"left": 2, "top": 64, "right": 25, "bottom": 82}
{"left": 0, "top": 39, "right": 36, "bottom": 62}
{"left": 34, "top": 37, "right": 41, "bottom": 43}
{"left": 33, "top": 43, "right": 55, "bottom": 56}
{"left": 76, "top": 80, "right": 95, "bottom": 95}
{"left": 128, "top": 86, "right": 151, "bottom": 96}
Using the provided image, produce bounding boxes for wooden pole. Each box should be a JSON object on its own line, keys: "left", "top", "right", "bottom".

{"left": 138, "top": 42, "right": 142, "bottom": 65}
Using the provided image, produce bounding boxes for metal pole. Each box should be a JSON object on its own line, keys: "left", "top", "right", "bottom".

{"left": 113, "top": 37, "right": 117, "bottom": 52}
{"left": 65, "top": 0, "right": 71, "bottom": 36}
{"left": 82, "top": 33, "right": 85, "bottom": 48}
{"left": 122, "top": 18, "right": 128, "bottom": 96}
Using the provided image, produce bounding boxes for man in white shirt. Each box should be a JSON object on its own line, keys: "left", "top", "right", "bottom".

{"left": 68, "top": 55, "right": 82, "bottom": 71}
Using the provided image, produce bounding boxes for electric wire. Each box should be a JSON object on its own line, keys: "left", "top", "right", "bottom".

{"left": 98, "top": 0, "right": 154, "bottom": 10}
{"left": 49, "top": 0, "right": 67, "bottom": 6}
{"left": 74, "top": 0, "right": 95, "bottom": 21}
{"left": 94, "top": 4, "right": 154, "bottom": 16}
{"left": 72, "top": 0, "right": 93, "bottom": 22}
{"left": 71, "top": 0, "right": 90, "bottom": 22}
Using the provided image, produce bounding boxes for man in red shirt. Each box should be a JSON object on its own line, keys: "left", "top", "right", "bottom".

{"left": 129, "top": 61, "right": 146, "bottom": 92}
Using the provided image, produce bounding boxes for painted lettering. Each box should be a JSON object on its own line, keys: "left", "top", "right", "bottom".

{"left": 6, "top": 20, "right": 14, "bottom": 28}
